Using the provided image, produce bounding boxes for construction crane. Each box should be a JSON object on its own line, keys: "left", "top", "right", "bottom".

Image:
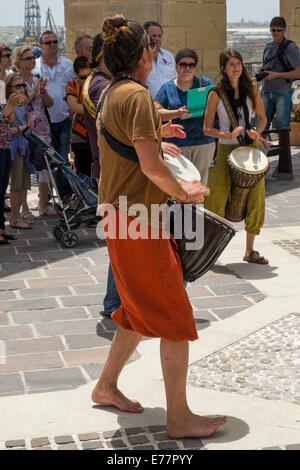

{"left": 45, "top": 8, "right": 59, "bottom": 38}
{"left": 24, "top": 0, "right": 41, "bottom": 44}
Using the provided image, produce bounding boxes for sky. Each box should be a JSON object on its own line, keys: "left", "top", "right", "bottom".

{"left": 0, "top": 0, "right": 280, "bottom": 27}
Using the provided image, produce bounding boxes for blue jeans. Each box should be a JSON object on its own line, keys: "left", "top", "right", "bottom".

{"left": 50, "top": 117, "right": 72, "bottom": 198}
{"left": 103, "top": 263, "right": 121, "bottom": 314}
{"left": 262, "top": 90, "right": 293, "bottom": 129}
{"left": 0, "top": 149, "right": 11, "bottom": 230}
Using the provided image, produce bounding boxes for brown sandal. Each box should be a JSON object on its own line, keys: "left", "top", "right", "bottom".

{"left": 243, "top": 250, "right": 268, "bottom": 265}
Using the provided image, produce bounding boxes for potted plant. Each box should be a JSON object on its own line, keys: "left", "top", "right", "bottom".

{"left": 290, "top": 105, "right": 300, "bottom": 146}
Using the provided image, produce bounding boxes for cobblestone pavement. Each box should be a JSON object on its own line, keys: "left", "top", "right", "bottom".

{"left": 188, "top": 313, "right": 300, "bottom": 404}
{"left": 1, "top": 425, "right": 299, "bottom": 450}
{"left": 1, "top": 150, "right": 300, "bottom": 449}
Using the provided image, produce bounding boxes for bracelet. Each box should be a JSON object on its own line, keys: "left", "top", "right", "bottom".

{"left": 17, "top": 126, "right": 20, "bottom": 135}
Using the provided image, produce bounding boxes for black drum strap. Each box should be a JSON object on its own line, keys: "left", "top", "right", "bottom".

{"left": 219, "top": 89, "right": 245, "bottom": 147}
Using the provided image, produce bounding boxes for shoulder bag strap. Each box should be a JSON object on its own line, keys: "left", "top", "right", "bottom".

{"left": 219, "top": 88, "right": 245, "bottom": 146}
{"left": 96, "top": 82, "right": 140, "bottom": 164}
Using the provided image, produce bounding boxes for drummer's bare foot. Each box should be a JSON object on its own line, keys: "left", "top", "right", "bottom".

{"left": 167, "top": 413, "right": 227, "bottom": 438}
{"left": 91, "top": 386, "right": 144, "bottom": 413}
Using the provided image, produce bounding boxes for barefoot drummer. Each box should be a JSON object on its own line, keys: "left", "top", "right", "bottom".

{"left": 92, "top": 14, "right": 227, "bottom": 438}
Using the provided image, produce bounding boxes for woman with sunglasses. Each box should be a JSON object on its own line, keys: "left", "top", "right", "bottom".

{"left": 66, "top": 56, "right": 93, "bottom": 177}
{"left": 155, "top": 49, "right": 215, "bottom": 184}
{"left": 13, "top": 46, "right": 55, "bottom": 218}
{"left": 203, "top": 49, "right": 269, "bottom": 265}
{"left": 5, "top": 73, "right": 37, "bottom": 229}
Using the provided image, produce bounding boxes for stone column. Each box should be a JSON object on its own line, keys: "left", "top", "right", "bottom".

{"left": 280, "top": 0, "right": 300, "bottom": 48}
{"left": 64, "top": 0, "right": 226, "bottom": 79}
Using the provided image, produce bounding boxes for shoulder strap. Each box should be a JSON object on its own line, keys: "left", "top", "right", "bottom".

{"left": 82, "top": 73, "right": 97, "bottom": 119}
{"left": 277, "top": 39, "right": 293, "bottom": 70}
{"left": 219, "top": 89, "right": 245, "bottom": 146}
{"left": 96, "top": 82, "right": 139, "bottom": 164}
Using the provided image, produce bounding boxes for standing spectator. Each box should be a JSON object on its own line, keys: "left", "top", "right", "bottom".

{"left": 6, "top": 73, "right": 36, "bottom": 229}
{"left": 66, "top": 56, "right": 92, "bottom": 177}
{"left": 143, "top": 21, "right": 177, "bottom": 99}
{"left": 261, "top": 17, "right": 300, "bottom": 130}
{"left": 34, "top": 30, "right": 74, "bottom": 201}
{"left": 0, "top": 78, "right": 23, "bottom": 244}
{"left": 0, "top": 45, "right": 13, "bottom": 102}
{"left": 155, "top": 49, "right": 215, "bottom": 184}
{"left": 13, "top": 45, "right": 55, "bottom": 217}
{"left": 82, "top": 33, "right": 111, "bottom": 180}
{"left": 82, "top": 34, "right": 121, "bottom": 319}
{"left": 0, "top": 45, "right": 13, "bottom": 213}
{"left": 75, "top": 35, "right": 93, "bottom": 62}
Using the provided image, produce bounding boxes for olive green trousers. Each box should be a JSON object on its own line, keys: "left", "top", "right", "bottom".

{"left": 204, "top": 142, "right": 265, "bottom": 235}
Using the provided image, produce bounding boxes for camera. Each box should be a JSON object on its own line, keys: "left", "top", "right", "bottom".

{"left": 255, "top": 68, "right": 270, "bottom": 82}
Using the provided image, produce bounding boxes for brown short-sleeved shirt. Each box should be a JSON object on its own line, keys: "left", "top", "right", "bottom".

{"left": 98, "top": 79, "right": 168, "bottom": 222}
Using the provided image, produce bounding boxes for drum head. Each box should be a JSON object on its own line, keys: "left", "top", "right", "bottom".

{"left": 228, "top": 146, "right": 269, "bottom": 175}
{"left": 164, "top": 153, "right": 201, "bottom": 182}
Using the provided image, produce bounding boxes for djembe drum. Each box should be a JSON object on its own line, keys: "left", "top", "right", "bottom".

{"left": 225, "top": 146, "right": 269, "bottom": 222}
{"left": 164, "top": 153, "right": 235, "bottom": 282}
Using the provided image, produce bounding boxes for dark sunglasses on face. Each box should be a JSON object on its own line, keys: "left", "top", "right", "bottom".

{"left": 14, "top": 83, "right": 26, "bottom": 89}
{"left": 178, "top": 62, "right": 196, "bottom": 69}
{"left": 148, "top": 39, "right": 156, "bottom": 52}
{"left": 271, "top": 28, "right": 284, "bottom": 32}
{"left": 1, "top": 53, "right": 11, "bottom": 58}
{"left": 42, "top": 40, "right": 58, "bottom": 45}
{"left": 21, "top": 56, "right": 35, "bottom": 61}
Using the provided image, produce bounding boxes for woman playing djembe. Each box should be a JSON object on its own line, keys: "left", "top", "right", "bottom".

{"left": 203, "top": 49, "right": 269, "bottom": 264}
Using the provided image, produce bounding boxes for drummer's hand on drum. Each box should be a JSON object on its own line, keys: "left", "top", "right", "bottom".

{"left": 179, "top": 180, "right": 210, "bottom": 204}
{"left": 161, "top": 142, "right": 181, "bottom": 158}
{"left": 230, "top": 126, "right": 243, "bottom": 139}
{"left": 176, "top": 106, "right": 192, "bottom": 119}
{"left": 246, "top": 128, "right": 260, "bottom": 141}
{"left": 162, "top": 120, "right": 186, "bottom": 139}
{"left": 258, "top": 136, "right": 271, "bottom": 151}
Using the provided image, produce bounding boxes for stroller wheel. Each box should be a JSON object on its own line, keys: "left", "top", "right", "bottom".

{"left": 53, "top": 225, "right": 64, "bottom": 241}
{"left": 60, "top": 231, "right": 78, "bottom": 248}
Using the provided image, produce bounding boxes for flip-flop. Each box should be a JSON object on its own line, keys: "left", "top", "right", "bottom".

{"left": 243, "top": 250, "right": 268, "bottom": 265}
{"left": 10, "top": 220, "right": 33, "bottom": 229}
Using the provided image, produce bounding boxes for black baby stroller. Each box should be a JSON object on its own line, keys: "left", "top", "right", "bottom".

{"left": 23, "top": 128, "right": 101, "bottom": 248}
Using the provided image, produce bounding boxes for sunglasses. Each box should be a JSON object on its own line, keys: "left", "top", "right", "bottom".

{"left": 78, "top": 74, "right": 89, "bottom": 80}
{"left": 42, "top": 40, "right": 58, "bottom": 45}
{"left": 14, "top": 83, "right": 26, "bottom": 89}
{"left": 1, "top": 53, "right": 11, "bottom": 58}
{"left": 270, "top": 28, "right": 284, "bottom": 32}
{"left": 148, "top": 39, "right": 156, "bottom": 52}
{"left": 21, "top": 56, "right": 35, "bottom": 61}
{"left": 178, "top": 62, "right": 196, "bottom": 69}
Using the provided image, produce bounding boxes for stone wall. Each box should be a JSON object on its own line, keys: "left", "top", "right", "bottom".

{"left": 280, "top": 0, "right": 300, "bottom": 48}
{"left": 64, "top": 0, "right": 226, "bottom": 80}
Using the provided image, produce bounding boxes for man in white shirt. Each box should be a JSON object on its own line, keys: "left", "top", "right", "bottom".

{"left": 143, "top": 21, "right": 177, "bottom": 99}
{"left": 35, "top": 30, "right": 74, "bottom": 199}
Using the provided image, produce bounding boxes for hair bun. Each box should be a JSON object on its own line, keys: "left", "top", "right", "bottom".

{"left": 102, "top": 14, "right": 131, "bottom": 43}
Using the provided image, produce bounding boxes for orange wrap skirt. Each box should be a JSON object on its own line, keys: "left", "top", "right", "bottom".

{"left": 105, "top": 208, "right": 198, "bottom": 342}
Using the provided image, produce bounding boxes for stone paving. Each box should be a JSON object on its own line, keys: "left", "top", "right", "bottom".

{"left": 188, "top": 313, "right": 300, "bottom": 404}
{"left": 1, "top": 426, "right": 300, "bottom": 451}
{"left": 1, "top": 150, "right": 300, "bottom": 449}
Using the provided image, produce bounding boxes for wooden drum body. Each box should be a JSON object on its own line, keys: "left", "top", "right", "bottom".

{"left": 225, "top": 147, "right": 269, "bottom": 222}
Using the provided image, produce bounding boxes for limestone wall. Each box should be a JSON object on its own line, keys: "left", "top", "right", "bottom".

{"left": 64, "top": 0, "right": 226, "bottom": 80}
{"left": 280, "top": 0, "right": 300, "bottom": 48}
